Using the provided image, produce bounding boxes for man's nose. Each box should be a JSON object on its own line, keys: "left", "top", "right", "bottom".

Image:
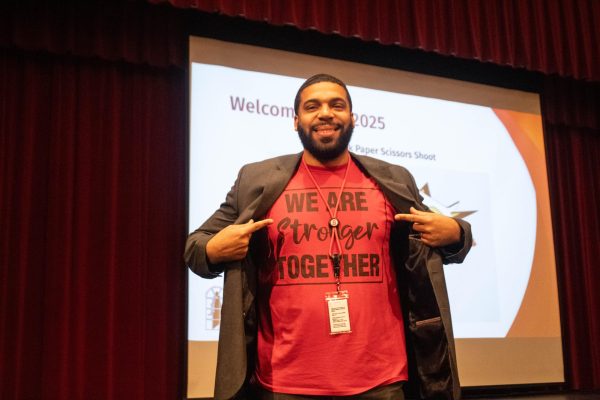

{"left": 318, "top": 105, "right": 333, "bottom": 119}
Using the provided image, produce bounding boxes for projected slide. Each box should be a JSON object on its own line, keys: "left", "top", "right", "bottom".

{"left": 189, "top": 63, "right": 533, "bottom": 340}
{"left": 187, "top": 37, "right": 563, "bottom": 396}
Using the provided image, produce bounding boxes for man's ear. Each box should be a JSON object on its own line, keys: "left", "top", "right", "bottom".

{"left": 294, "top": 115, "right": 298, "bottom": 131}
{"left": 351, "top": 112, "right": 356, "bottom": 127}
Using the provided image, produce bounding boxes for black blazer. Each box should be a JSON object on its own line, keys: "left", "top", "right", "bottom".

{"left": 185, "top": 152, "right": 472, "bottom": 400}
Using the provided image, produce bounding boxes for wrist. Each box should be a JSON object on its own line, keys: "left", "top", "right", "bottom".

{"left": 452, "top": 219, "right": 462, "bottom": 244}
{"left": 205, "top": 239, "right": 220, "bottom": 264}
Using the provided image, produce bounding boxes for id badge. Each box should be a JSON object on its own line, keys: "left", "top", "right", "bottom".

{"left": 325, "top": 290, "right": 351, "bottom": 335}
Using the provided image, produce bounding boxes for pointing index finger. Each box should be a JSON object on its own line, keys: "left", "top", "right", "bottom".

{"left": 394, "top": 207, "right": 428, "bottom": 223}
{"left": 394, "top": 213, "right": 426, "bottom": 224}
{"left": 244, "top": 218, "right": 274, "bottom": 233}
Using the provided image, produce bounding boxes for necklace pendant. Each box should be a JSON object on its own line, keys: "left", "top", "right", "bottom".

{"left": 329, "top": 217, "right": 339, "bottom": 228}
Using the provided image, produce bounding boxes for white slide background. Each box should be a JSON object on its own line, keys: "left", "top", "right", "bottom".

{"left": 188, "top": 63, "right": 537, "bottom": 341}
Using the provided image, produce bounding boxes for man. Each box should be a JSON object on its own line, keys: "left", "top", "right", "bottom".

{"left": 185, "top": 74, "right": 472, "bottom": 400}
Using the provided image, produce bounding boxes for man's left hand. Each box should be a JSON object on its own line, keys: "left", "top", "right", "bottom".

{"left": 394, "top": 207, "right": 461, "bottom": 247}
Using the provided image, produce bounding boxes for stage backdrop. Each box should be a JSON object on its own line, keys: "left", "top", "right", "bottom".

{"left": 186, "top": 37, "right": 563, "bottom": 398}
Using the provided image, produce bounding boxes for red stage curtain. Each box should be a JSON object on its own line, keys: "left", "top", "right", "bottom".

{"left": 155, "top": 0, "right": 600, "bottom": 82}
{"left": 541, "top": 77, "right": 600, "bottom": 390}
{"left": 0, "top": 51, "right": 187, "bottom": 399}
{"left": 0, "top": 1, "right": 185, "bottom": 68}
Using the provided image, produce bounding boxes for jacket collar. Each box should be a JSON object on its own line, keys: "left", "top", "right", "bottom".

{"left": 352, "top": 153, "right": 418, "bottom": 213}
{"left": 250, "top": 153, "right": 302, "bottom": 220}
{"left": 251, "top": 151, "right": 418, "bottom": 219}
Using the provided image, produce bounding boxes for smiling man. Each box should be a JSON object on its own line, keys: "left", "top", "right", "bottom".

{"left": 294, "top": 79, "right": 354, "bottom": 165}
{"left": 185, "top": 74, "right": 472, "bottom": 400}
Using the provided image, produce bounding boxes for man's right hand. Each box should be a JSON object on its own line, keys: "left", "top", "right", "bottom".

{"left": 205, "top": 219, "right": 274, "bottom": 264}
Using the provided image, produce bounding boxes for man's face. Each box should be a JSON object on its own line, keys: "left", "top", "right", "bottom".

{"left": 294, "top": 82, "right": 355, "bottom": 162}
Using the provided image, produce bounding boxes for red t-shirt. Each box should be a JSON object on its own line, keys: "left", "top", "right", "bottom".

{"left": 255, "top": 158, "right": 408, "bottom": 396}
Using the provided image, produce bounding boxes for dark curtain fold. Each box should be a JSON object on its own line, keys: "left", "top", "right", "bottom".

{"left": 0, "top": 51, "right": 187, "bottom": 399}
{"left": 0, "top": 1, "right": 185, "bottom": 68}
{"left": 544, "top": 124, "right": 600, "bottom": 389}
{"left": 157, "top": 0, "right": 600, "bottom": 82}
{"left": 541, "top": 77, "right": 600, "bottom": 390}
{"left": 542, "top": 77, "right": 600, "bottom": 130}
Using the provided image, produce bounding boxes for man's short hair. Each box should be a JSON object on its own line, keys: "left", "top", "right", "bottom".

{"left": 294, "top": 73, "right": 353, "bottom": 115}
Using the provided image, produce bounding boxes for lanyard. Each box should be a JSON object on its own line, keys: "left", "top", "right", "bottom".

{"left": 301, "top": 155, "right": 351, "bottom": 293}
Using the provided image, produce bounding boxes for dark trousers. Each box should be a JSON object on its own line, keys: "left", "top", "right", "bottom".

{"left": 257, "top": 381, "right": 405, "bottom": 400}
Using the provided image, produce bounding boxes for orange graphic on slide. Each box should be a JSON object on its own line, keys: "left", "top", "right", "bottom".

{"left": 493, "top": 109, "right": 560, "bottom": 338}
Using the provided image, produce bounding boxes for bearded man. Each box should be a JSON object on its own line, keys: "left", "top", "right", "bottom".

{"left": 185, "top": 74, "right": 472, "bottom": 400}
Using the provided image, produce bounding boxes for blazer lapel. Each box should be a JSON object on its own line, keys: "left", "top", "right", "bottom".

{"left": 250, "top": 153, "right": 302, "bottom": 220}
{"left": 352, "top": 153, "right": 420, "bottom": 213}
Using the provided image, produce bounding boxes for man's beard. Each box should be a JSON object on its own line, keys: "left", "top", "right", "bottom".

{"left": 297, "top": 123, "right": 354, "bottom": 162}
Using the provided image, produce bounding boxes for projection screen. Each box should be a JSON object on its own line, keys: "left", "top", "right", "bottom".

{"left": 187, "top": 36, "right": 563, "bottom": 399}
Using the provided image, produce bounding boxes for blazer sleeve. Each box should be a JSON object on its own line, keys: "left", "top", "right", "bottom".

{"left": 438, "top": 218, "right": 472, "bottom": 264}
{"left": 184, "top": 166, "right": 244, "bottom": 278}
